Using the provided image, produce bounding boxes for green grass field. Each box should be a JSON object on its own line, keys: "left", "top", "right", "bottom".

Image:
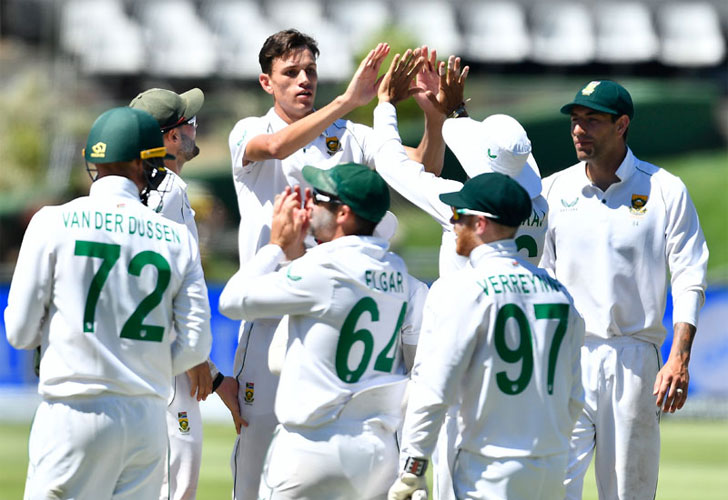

{"left": 1, "top": 418, "right": 726, "bottom": 499}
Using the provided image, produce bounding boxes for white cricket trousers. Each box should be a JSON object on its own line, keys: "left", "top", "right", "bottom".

{"left": 25, "top": 394, "right": 167, "bottom": 500}
{"left": 565, "top": 336, "right": 661, "bottom": 500}
{"left": 259, "top": 420, "right": 399, "bottom": 500}
{"left": 230, "top": 319, "right": 280, "bottom": 500}
{"left": 453, "top": 449, "right": 568, "bottom": 500}
{"left": 161, "top": 373, "right": 202, "bottom": 500}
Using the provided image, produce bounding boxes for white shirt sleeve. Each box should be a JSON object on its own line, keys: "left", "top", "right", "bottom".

{"left": 400, "top": 277, "right": 482, "bottom": 459}
{"left": 219, "top": 246, "right": 331, "bottom": 322}
{"left": 664, "top": 178, "right": 708, "bottom": 327}
{"left": 229, "top": 116, "right": 269, "bottom": 173}
{"left": 538, "top": 175, "right": 557, "bottom": 276}
{"left": 372, "top": 102, "right": 461, "bottom": 228}
{"left": 170, "top": 236, "right": 213, "bottom": 375}
{"left": 4, "top": 209, "right": 53, "bottom": 350}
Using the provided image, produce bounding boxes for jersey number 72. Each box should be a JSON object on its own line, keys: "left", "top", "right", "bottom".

{"left": 75, "top": 240, "right": 170, "bottom": 342}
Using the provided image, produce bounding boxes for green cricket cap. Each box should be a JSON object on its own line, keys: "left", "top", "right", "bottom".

{"left": 129, "top": 88, "right": 204, "bottom": 130}
{"left": 560, "top": 80, "right": 634, "bottom": 119}
{"left": 439, "top": 172, "right": 532, "bottom": 227}
{"left": 84, "top": 107, "right": 166, "bottom": 164}
{"left": 302, "top": 162, "right": 390, "bottom": 223}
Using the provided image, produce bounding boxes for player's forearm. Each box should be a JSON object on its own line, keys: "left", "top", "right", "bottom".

{"left": 665, "top": 322, "right": 696, "bottom": 367}
{"left": 245, "top": 95, "right": 358, "bottom": 162}
{"left": 407, "top": 112, "right": 446, "bottom": 175}
{"left": 400, "top": 385, "right": 449, "bottom": 459}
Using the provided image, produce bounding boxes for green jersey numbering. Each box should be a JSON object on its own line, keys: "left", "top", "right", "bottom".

{"left": 335, "top": 297, "right": 408, "bottom": 384}
{"left": 494, "top": 302, "right": 570, "bottom": 395}
{"left": 74, "top": 240, "right": 171, "bottom": 342}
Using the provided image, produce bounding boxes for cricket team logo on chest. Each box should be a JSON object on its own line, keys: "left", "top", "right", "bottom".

{"left": 178, "top": 411, "right": 190, "bottom": 434}
{"left": 325, "top": 136, "right": 341, "bottom": 156}
{"left": 244, "top": 382, "right": 255, "bottom": 405}
{"left": 630, "top": 194, "right": 648, "bottom": 215}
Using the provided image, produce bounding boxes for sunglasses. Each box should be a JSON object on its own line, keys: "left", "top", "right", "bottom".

{"left": 161, "top": 115, "right": 197, "bottom": 132}
{"left": 312, "top": 188, "right": 342, "bottom": 205}
{"left": 451, "top": 207, "right": 499, "bottom": 221}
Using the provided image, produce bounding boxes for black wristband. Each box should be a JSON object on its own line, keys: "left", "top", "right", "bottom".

{"left": 403, "top": 457, "right": 428, "bottom": 476}
{"left": 212, "top": 372, "right": 225, "bottom": 392}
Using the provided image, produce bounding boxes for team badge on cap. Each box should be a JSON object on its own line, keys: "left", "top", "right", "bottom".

{"left": 325, "top": 136, "right": 340, "bottom": 155}
{"left": 90, "top": 142, "right": 107, "bottom": 158}
{"left": 244, "top": 382, "right": 255, "bottom": 405}
{"left": 581, "top": 81, "right": 601, "bottom": 96}
{"left": 178, "top": 411, "right": 190, "bottom": 434}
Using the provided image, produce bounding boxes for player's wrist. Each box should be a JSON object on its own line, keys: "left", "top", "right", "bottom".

{"left": 447, "top": 102, "right": 469, "bottom": 119}
{"left": 403, "top": 456, "right": 428, "bottom": 477}
{"left": 212, "top": 372, "right": 225, "bottom": 392}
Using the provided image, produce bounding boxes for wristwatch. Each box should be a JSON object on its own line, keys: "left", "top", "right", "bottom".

{"left": 448, "top": 102, "right": 469, "bottom": 119}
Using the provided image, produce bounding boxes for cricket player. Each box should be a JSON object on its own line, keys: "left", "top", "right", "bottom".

{"left": 373, "top": 59, "right": 549, "bottom": 499}
{"left": 541, "top": 80, "right": 709, "bottom": 499}
{"left": 4, "top": 106, "right": 212, "bottom": 499}
{"left": 226, "top": 29, "right": 438, "bottom": 498}
{"left": 219, "top": 163, "right": 416, "bottom": 499}
{"left": 130, "top": 87, "right": 243, "bottom": 500}
{"left": 389, "top": 173, "right": 585, "bottom": 500}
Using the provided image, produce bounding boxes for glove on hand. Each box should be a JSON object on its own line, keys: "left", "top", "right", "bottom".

{"left": 387, "top": 472, "right": 428, "bottom": 500}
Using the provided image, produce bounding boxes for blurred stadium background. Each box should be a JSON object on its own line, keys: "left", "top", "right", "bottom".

{"left": 0, "top": 0, "right": 726, "bottom": 423}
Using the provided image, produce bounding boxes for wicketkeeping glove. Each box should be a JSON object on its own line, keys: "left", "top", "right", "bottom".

{"left": 388, "top": 457, "right": 428, "bottom": 500}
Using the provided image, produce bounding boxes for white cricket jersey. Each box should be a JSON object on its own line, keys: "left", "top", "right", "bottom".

{"left": 219, "top": 236, "right": 412, "bottom": 430}
{"left": 147, "top": 170, "right": 198, "bottom": 241}
{"left": 400, "top": 241, "right": 585, "bottom": 460}
{"left": 228, "top": 108, "right": 377, "bottom": 266}
{"left": 4, "top": 176, "right": 212, "bottom": 400}
{"left": 373, "top": 102, "right": 548, "bottom": 276}
{"left": 539, "top": 149, "right": 708, "bottom": 345}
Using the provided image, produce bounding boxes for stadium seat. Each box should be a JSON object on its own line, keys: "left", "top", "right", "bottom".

{"left": 395, "top": 0, "right": 463, "bottom": 57}
{"left": 656, "top": 2, "right": 726, "bottom": 67}
{"left": 461, "top": 1, "right": 531, "bottom": 63}
{"left": 134, "top": 0, "right": 218, "bottom": 78}
{"left": 530, "top": 2, "right": 595, "bottom": 65}
{"left": 329, "top": 0, "right": 391, "bottom": 53}
{"left": 594, "top": 2, "right": 658, "bottom": 64}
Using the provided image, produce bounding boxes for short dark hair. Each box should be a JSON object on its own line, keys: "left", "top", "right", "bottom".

{"left": 350, "top": 212, "right": 377, "bottom": 236}
{"left": 259, "top": 29, "right": 319, "bottom": 74}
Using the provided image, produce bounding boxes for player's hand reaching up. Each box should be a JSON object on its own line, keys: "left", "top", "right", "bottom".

{"left": 411, "top": 46, "right": 440, "bottom": 116}
{"left": 270, "top": 185, "right": 309, "bottom": 260}
{"left": 342, "top": 42, "right": 391, "bottom": 108}
{"left": 425, "top": 55, "right": 469, "bottom": 116}
{"left": 377, "top": 48, "right": 426, "bottom": 106}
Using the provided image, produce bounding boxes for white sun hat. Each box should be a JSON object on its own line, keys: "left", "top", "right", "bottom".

{"left": 442, "top": 114, "right": 542, "bottom": 199}
{"left": 373, "top": 210, "right": 398, "bottom": 241}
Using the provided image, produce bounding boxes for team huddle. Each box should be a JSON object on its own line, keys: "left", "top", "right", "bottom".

{"left": 4, "top": 28, "right": 708, "bottom": 500}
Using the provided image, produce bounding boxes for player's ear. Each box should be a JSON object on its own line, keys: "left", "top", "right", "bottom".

{"left": 616, "top": 115, "right": 630, "bottom": 136}
{"left": 259, "top": 73, "right": 273, "bottom": 95}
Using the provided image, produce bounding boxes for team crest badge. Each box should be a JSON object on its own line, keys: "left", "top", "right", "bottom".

{"left": 178, "top": 412, "right": 190, "bottom": 434}
{"left": 244, "top": 382, "right": 255, "bottom": 405}
{"left": 325, "top": 136, "right": 341, "bottom": 155}
{"left": 561, "top": 197, "right": 579, "bottom": 208}
{"left": 630, "top": 194, "right": 648, "bottom": 215}
{"left": 90, "top": 142, "right": 107, "bottom": 158}
{"left": 581, "top": 81, "right": 601, "bottom": 96}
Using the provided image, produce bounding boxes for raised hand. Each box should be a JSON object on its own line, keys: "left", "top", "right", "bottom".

{"left": 342, "top": 43, "right": 391, "bottom": 108}
{"left": 270, "top": 185, "right": 309, "bottom": 260}
{"left": 377, "top": 48, "right": 426, "bottom": 105}
{"left": 425, "top": 55, "right": 470, "bottom": 116}
{"left": 412, "top": 46, "right": 440, "bottom": 115}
